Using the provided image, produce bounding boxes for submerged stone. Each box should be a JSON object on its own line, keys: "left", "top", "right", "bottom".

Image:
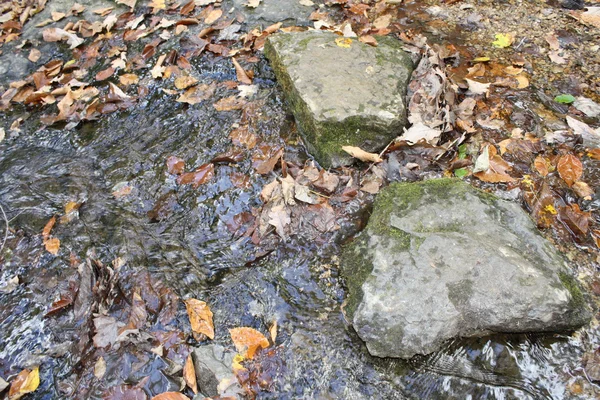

{"left": 342, "top": 179, "right": 591, "bottom": 359}
{"left": 264, "top": 31, "right": 413, "bottom": 168}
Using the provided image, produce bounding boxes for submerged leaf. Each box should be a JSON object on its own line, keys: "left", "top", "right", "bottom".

{"left": 557, "top": 154, "right": 583, "bottom": 187}
{"left": 229, "top": 327, "right": 270, "bottom": 359}
{"left": 184, "top": 299, "right": 214, "bottom": 340}
{"left": 8, "top": 367, "right": 39, "bottom": 400}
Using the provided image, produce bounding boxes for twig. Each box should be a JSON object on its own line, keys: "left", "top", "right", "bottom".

{"left": 0, "top": 203, "right": 8, "bottom": 254}
{"left": 365, "top": 137, "right": 396, "bottom": 175}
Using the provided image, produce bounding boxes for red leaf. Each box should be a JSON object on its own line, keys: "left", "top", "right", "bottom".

{"left": 176, "top": 164, "right": 214, "bottom": 188}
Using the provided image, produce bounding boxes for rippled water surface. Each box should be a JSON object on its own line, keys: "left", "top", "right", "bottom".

{"left": 1, "top": 4, "right": 599, "bottom": 400}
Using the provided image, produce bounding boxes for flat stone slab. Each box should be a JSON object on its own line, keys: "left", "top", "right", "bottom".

{"left": 265, "top": 31, "right": 413, "bottom": 168}
{"left": 342, "top": 179, "right": 591, "bottom": 359}
{"left": 224, "top": 0, "right": 314, "bottom": 27}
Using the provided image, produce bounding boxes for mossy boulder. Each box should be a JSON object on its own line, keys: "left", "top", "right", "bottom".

{"left": 342, "top": 179, "right": 591, "bottom": 359}
{"left": 264, "top": 31, "right": 413, "bottom": 168}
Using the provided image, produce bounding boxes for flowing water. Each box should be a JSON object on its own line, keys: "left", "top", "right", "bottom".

{"left": 1, "top": 2, "right": 599, "bottom": 399}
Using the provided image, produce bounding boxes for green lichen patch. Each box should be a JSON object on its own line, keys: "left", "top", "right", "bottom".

{"left": 341, "top": 234, "right": 374, "bottom": 320}
{"left": 558, "top": 271, "right": 586, "bottom": 309}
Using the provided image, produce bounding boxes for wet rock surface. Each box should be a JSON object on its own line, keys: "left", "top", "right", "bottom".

{"left": 265, "top": 31, "right": 413, "bottom": 168}
{"left": 343, "top": 179, "right": 591, "bottom": 359}
{"left": 223, "top": 0, "right": 316, "bottom": 28}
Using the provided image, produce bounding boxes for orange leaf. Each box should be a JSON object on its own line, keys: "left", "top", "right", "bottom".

{"left": 44, "top": 238, "right": 60, "bottom": 255}
{"left": 184, "top": 299, "right": 214, "bottom": 340}
{"left": 9, "top": 367, "right": 39, "bottom": 400}
{"left": 42, "top": 216, "right": 56, "bottom": 240}
{"left": 557, "top": 153, "right": 583, "bottom": 187}
{"left": 232, "top": 57, "right": 252, "bottom": 85}
{"left": 151, "top": 393, "right": 190, "bottom": 400}
{"left": 183, "top": 354, "right": 197, "bottom": 394}
{"left": 213, "top": 96, "right": 247, "bottom": 111}
{"left": 229, "top": 327, "right": 269, "bottom": 359}
{"left": 166, "top": 156, "right": 185, "bottom": 175}
{"left": 96, "top": 67, "right": 115, "bottom": 81}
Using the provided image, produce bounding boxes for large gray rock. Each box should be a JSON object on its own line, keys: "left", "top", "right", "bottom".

{"left": 224, "top": 0, "right": 315, "bottom": 27}
{"left": 342, "top": 179, "right": 591, "bottom": 359}
{"left": 265, "top": 31, "right": 413, "bottom": 168}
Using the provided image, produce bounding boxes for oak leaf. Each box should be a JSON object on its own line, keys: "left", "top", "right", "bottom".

{"left": 184, "top": 299, "right": 214, "bottom": 340}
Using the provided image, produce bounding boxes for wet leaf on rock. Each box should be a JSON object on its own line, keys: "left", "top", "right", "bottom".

{"left": 492, "top": 33, "right": 514, "bottom": 48}
{"left": 166, "top": 156, "right": 185, "bottom": 175}
{"left": 183, "top": 354, "right": 197, "bottom": 394}
{"left": 176, "top": 83, "right": 216, "bottom": 105}
{"left": 94, "top": 357, "right": 106, "bottom": 379}
{"left": 229, "top": 327, "right": 270, "bottom": 359}
{"left": 558, "top": 204, "right": 589, "bottom": 237}
{"left": 177, "top": 164, "right": 214, "bottom": 188}
{"left": 268, "top": 204, "right": 290, "bottom": 240}
{"left": 184, "top": 299, "right": 214, "bottom": 340}
{"left": 8, "top": 367, "right": 39, "bottom": 400}
{"left": 534, "top": 156, "right": 551, "bottom": 177}
{"left": 44, "top": 237, "right": 60, "bottom": 255}
{"left": 557, "top": 154, "right": 582, "bottom": 187}
{"left": 214, "top": 96, "right": 247, "bottom": 111}
{"left": 572, "top": 181, "right": 594, "bottom": 200}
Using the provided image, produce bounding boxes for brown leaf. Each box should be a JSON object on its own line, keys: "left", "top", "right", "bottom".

{"left": 213, "top": 96, "right": 247, "bottom": 111}
{"left": 96, "top": 67, "right": 115, "bottom": 81}
{"left": 28, "top": 48, "right": 41, "bottom": 62}
{"left": 557, "top": 154, "right": 583, "bottom": 187}
{"left": 572, "top": 181, "right": 594, "bottom": 200}
{"left": 119, "top": 73, "right": 139, "bottom": 86}
{"left": 341, "top": 146, "right": 382, "bottom": 163}
{"left": 474, "top": 146, "right": 516, "bottom": 183}
{"left": 229, "top": 125, "right": 257, "bottom": 149}
{"left": 151, "top": 393, "right": 190, "bottom": 400}
{"left": 180, "top": 1, "right": 195, "bottom": 15}
{"left": 183, "top": 355, "right": 197, "bottom": 394}
{"left": 116, "top": 0, "right": 137, "bottom": 9}
{"left": 174, "top": 75, "right": 198, "bottom": 90}
{"left": 8, "top": 367, "right": 39, "bottom": 400}
{"left": 104, "top": 384, "right": 147, "bottom": 400}
{"left": 229, "top": 327, "right": 270, "bottom": 359}
{"left": 184, "top": 298, "right": 214, "bottom": 339}
{"left": 232, "top": 57, "right": 252, "bottom": 85}
{"left": 44, "top": 237, "right": 60, "bottom": 255}
{"left": 177, "top": 163, "right": 214, "bottom": 188}
{"left": 42, "top": 216, "right": 56, "bottom": 240}
{"left": 176, "top": 83, "right": 216, "bottom": 104}
{"left": 253, "top": 146, "right": 283, "bottom": 175}
{"left": 268, "top": 204, "right": 290, "bottom": 239}
{"left": 204, "top": 9, "right": 222, "bottom": 24}
{"left": 559, "top": 204, "right": 589, "bottom": 236}
{"left": 534, "top": 156, "right": 550, "bottom": 177}
{"left": 166, "top": 156, "right": 185, "bottom": 175}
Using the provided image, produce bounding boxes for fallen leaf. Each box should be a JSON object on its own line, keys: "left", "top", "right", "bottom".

{"left": 28, "top": 48, "right": 41, "bottom": 62}
{"left": 176, "top": 83, "right": 216, "bottom": 105}
{"left": 335, "top": 37, "right": 352, "bottom": 48}
{"left": 166, "top": 156, "right": 185, "bottom": 175}
{"left": 45, "top": 238, "right": 60, "bottom": 255}
{"left": 177, "top": 163, "right": 214, "bottom": 188}
{"left": 492, "top": 33, "right": 514, "bottom": 48}
{"left": 466, "top": 78, "right": 490, "bottom": 96}
{"left": 96, "top": 67, "right": 115, "bottom": 81}
{"left": 119, "top": 73, "right": 139, "bottom": 86}
{"left": 42, "top": 28, "right": 84, "bottom": 49}
{"left": 184, "top": 298, "right": 214, "bottom": 339}
{"left": 42, "top": 216, "right": 56, "bottom": 240}
{"left": 151, "top": 393, "right": 190, "bottom": 400}
{"left": 204, "top": 9, "right": 222, "bottom": 24}
{"left": 174, "top": 75, "right": 198, "bottom": 90}
{"left": 557, "top": 154, "right": 583, "bottom": 187}
{"left": 213, "top": 96, "right": 247, "bottom": 111}
{"left": 473, "top": 145, "right": 515, "bottom": 183}
{"left": 112, "top": 182, "right": 133, "bottom": 198}
{"left": 473, "top": 145, "right": 490, "bottom": 173}
{"left": 268, "top": 204, "right": 290, "bottom": 240}
{"left": 534, "top": 156, "right": 551, "bottom": 177}
{"left": 559, "top": 204, "right": 589, "bottom": 236}
{"left": 341, "top": 146, "right": 382, "bottom": 163}
{"left": 572, "top": 181, "right": 594, "bottom": 200}
{"left": 373, "top": 14, "right": 392, "bottom": 30}
{"left": 554, "top": 94, "right": 576, "bottom": 104}
{"left": 183, "top": 354, "right": 197, "bottom": 394}
{"left": 401, "top": 122, "right": 442, "bottom": 145}
{"left": 94, "top": 357, "right": 106, "bottom": 379}
{"left": 8, "top": 367, "right": 40, "bottom": 400}
{"left": 269, "top": 321, "right": 277, "bottom": 343}
{"left": 566, "top": 116, "right": 600, "bottom": 146}
{"left": 229, "top": 327, "right": 270, "bottom": 359}
{"left": 294, "top": 183, "right": 320, "bottom": 204}
{"left": 231, "top": 58, "right": 252, "bottom": 85}
{"left": 576, "top": 6, "right": 600, "bottom": 29}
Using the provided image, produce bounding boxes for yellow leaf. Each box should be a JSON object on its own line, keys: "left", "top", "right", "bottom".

{"left": 473, "top": 56, "right": 490, "bottom": 62}
{"left": 335, "top": 37, "right": 352, "bottom": 48}
{"left": 9, "top": 367, "right": 39, "bottom": 400}
{"left": 515, "top": 75, "right": 529, "bottom": 89}
{"left": 492, "top": 33, "right": 514, "bottom": 48}
{"left": 184, "top": 299, "right": 214, "bottom": 340}
{"left": 229, "top": 327, "right": 269, "bottom": 359}
{"left": 544, "top": 204, "right": 557, "bottom": 215}
{"left": 232, "top": 353, "right": 246, "bottom": 372}
{"left": 174, "top": 76, "right": 198, "bottom": 90}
